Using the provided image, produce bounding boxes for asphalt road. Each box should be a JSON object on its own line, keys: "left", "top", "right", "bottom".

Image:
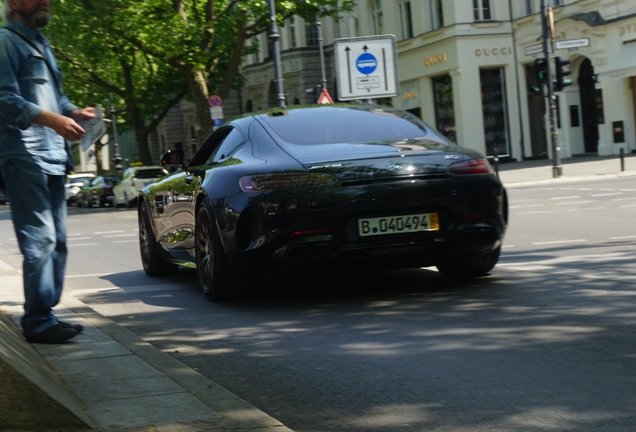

{"left": 1, "top": 176, "right": 636, "bottom": 431}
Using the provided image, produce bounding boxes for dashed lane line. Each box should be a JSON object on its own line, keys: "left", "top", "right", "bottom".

{"left": 591, "top": 192, "right": 623, "bottom": 197}
{"left": 532, "top": 239, "right": 586, "bottom": 245}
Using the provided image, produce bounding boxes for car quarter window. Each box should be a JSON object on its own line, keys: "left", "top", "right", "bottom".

{"left": 190, "top": 127, "right": 233, "bottom": 167}
{"left": 211, "top": 128, "right": 245, "bottom": 164}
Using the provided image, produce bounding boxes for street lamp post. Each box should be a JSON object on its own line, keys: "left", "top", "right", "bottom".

{"left": 108, "top": 93, "right": 123, "bottom": 173}
{"left": 267, "top": 0, "right": 286, "bottom": 108}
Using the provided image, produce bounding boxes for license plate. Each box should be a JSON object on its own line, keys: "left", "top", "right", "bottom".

{"left": 358, "top": 213, "right": 439, "bottom": 237}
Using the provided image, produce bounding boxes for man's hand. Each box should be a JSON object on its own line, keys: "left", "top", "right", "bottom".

{"left": 69, "top": 107, "right": 96, "bottom": 122}
{"left": 34, "top": 109, "right": 87, "bottom": 141}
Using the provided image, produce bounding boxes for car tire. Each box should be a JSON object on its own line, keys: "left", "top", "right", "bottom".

{"left": 195, "top": 201, "right": 235, "bottom": 301}
{"left": 125, "top": 193, "right": 135, "bottom": 208}
{"left": 436, "top": 246, "right": 501, "bottom": 278}
{"left": 138, "top": 202, "right": 179, "bottom": 277}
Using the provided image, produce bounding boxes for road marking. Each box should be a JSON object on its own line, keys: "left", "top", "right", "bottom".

{"left": 509, "top": 199, "right": 538, "bottom": 203}
{"left": 551, "top": 196, "right": 580, "bottom": 200}
{"left": 532, "top": 239, "right": 586, "bottom": 245}
{"left": 70, "top": 284, "right": 190, "bottom": 297}
{"left": 609, "top": 235, "right": 636, "bottom": 240}
{"left": 68, "top": 243, "right": 100, "bottom": 247}
{"left": 554, "top": 201, "right": 591, "bottom": 205}
{"left": 566, "top": 207, "right": 605, "bottom": 211}
{"left": 68, "top": 233, "right": 84, "bottom": 236}
{"left": 510, "top": 204, "right": 544, "bottom": 209}
{"left": 114, "top": 240, "right": 138, "bottom": 244}
{"left": 66, "top": 272, "right": 114, "bottom": 278}
{"left": 93, "top": 230, "right": 125, "bottom": 235}
{"left": 502, "top": 245, "right": 514, "bottom": 248}
{"left": 103, "top": 234, "right": 135, "bottom": 238}
{"left": 67, "top": 237, "right": 92, "bottom": 241}
{"left": 612, "top": 197, "right": 636, "bottom": 201}
{"left": 516, "top": 210, "right": 555, "bottom": 214}
{"left": 591, "top": 192, "right": 622, "bottom": 197}
{"left": 620, "top": 204, "right": 636, "bottom": 208}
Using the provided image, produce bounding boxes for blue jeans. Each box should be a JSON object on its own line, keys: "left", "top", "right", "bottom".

{"left": 0, "top": 159, "right": 67, "bottom": 338}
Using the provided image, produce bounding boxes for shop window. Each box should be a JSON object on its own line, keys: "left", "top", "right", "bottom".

{"left": 473, "top": 0, "right": 492, "bottom": 21}
{"left": 372, "top": 0, "right": 384, "bottom": 34}
{"left": 480, "top": 68, "right": 510, "bottom": 157}
{"left": 430, "top": 0, "right": 444, "bottom": 30}
{"left": 400, "top": 1, "right": 413, "bottom": 40}
{"left": 432, "top": 74, "right": 456, "bottom": 142}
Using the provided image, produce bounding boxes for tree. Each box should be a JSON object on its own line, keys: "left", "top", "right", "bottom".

{"left": 46, "top": 0, "right": 189, "bottom": 165}
{"left": 116, "top": 0, "right": 354, "bottom": 143}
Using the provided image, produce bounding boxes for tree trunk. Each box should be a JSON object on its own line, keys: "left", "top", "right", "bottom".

{"left": 188, "top": 69, "right": 215, "bottom": 144}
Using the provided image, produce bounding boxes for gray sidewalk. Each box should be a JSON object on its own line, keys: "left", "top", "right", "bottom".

{"left": 496, "top": 153, "right": 636, "bottom": 187}
{"left": 0, "top": 268, "right": 293, "bottom": 432}
{"left": 1, "top": 153, "right": 636, "bottom": 432}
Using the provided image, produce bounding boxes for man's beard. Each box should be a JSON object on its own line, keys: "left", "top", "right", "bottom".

{"left": 19, "top": 4, "right": 51, "bottom": 28}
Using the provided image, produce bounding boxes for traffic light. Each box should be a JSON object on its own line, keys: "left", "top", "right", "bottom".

{"left": 535, "top": 58, "right": 548, "bottom": 84}
{"left": 529, "top": 58, "right": 548, "bottom": 96}
{"left": 554, "top": 56, "right": 572, "bottom": 91}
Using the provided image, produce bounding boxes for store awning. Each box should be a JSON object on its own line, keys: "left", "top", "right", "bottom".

{"left": 599, "top": 42, "right": 636, "bottom": 78}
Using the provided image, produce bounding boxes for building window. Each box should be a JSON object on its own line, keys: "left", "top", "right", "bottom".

{"left": 480, "top": 68, "right": 510, "bottom": 157}
{"left": 305, "top": 18, "right": 319, "bottom": 47}
{"left": 473, "top": 0, "right": 492, "bottom": 21}
{"left": 552, "top": 0, "right": 563, "bottom": 6}
{"left": 525, "top": 0, "right": 534, "bottom": 15}
{"left": 430, "top": 0, "right": 444, "bottom": 30}
{"left": 399, "top": 1, "right": 413, "bottom": 40}
{"left": 432, "top": 75, "right": 456, "bottom": 143}
{"left": 252, "top": 37, "right": 260, "bottom": 63}
{"left": 289, "top": 17, "right": 297, "bottom": 48}
{"left": 372, "top": 0, "right": 384, "bottom": 34}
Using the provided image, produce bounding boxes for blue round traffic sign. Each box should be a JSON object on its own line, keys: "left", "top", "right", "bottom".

{"left": 356, "top": 52, "right": 377, "bottom": 75}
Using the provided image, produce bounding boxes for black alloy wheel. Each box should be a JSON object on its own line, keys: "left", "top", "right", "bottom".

{"left": 195, "top": 201, "right": 234, "bottom": 301}
{"left": 436, "top": 246, "right": 501, "bottom": 278}
{"left": 138, "top": 201, "right": 179, "bottom": 277}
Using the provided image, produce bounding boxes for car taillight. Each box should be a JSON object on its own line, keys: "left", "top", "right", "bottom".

{"left": 239, "top": 173, "right": 338, "bottom": 192}
{"left": 448, "top": 159, "right": 494, "bottom": 175}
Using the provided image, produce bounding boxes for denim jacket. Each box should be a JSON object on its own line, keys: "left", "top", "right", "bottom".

{"left": 0, "top": 18, "right": 78, "bottom": 175}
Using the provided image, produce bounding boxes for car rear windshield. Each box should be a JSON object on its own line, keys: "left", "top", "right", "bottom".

{"left": 134, "top": 169, "right": 167, "bottom": 179}
{"left": 260, "top": 107, "right": 434, "bottom": 145}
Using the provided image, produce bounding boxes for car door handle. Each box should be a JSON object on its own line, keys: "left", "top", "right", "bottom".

{"left": 184, "top": 175, "right": 194, "bottom": 185}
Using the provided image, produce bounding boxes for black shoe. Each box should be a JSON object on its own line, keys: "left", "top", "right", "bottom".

{"left": 26, "top": 324, "right": 79, "bottom": 344}
{"left": 58, "top": 321, "right": 84, "bottom": 332}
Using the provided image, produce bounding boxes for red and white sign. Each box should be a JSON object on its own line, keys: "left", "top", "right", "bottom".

{"left": 317, "top": 89, "right": 334, "bottom": 105}
{"left": 208, "top": 95, "right": 222, "bottom": 107}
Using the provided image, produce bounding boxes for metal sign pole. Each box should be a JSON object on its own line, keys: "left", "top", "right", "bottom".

{"left": 542, "top": 2, "right": 562, "bottom": 178}
{"left": 267, "top": 0, "right": 286, "bottom": 108}
{"left": 317, "top": 21, "right": 327, "bottom": 92}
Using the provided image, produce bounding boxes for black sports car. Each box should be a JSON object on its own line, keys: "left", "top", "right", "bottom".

{"left": 138, "top": 105, "right": 508, "bottom": 299}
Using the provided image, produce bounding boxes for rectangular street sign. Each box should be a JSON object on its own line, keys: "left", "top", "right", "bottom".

{"left": 334, "top": 35, "right": 399, "bottom": 101}
{"left": 525, "top": 44, "right": 543, "bottom": 56}
{"left": 209, "top": 106, "right": 223, "bottom": 120}
{"left": 555, "top": 38, "right": 590, "bottom": 50}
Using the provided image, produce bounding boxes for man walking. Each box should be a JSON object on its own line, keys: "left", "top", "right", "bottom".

{"left": 0, "top": 0, "right": 94, "bottom": 343}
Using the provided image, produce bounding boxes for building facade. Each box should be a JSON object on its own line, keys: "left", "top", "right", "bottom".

{"left": 237, "top": 0, "right": 636, "bottom": 163}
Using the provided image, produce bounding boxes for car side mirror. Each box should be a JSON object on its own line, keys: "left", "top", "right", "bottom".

{"left": 160, "top": 148, "right": 186, "bottom": 171}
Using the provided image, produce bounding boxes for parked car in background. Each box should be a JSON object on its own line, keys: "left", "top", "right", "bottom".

{"left": 114, "top": 166, "right": 168, "bottom": 208}
{"left": 65, "top": 173, "right": 95, "bottom": 206}
{"left": 76, "top": 176, "right": 119, "bottom": 208}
